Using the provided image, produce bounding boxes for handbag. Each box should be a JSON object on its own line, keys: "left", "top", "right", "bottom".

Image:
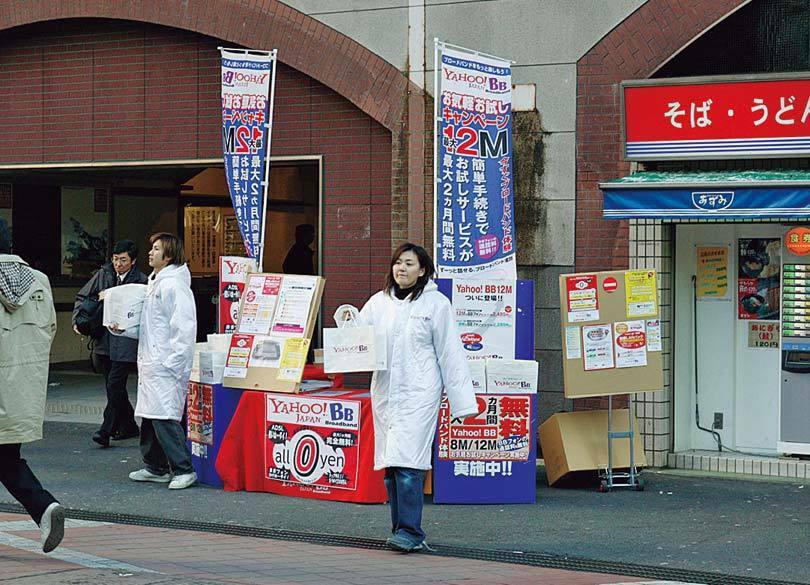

{"left": 323, "top": 313, "right": 387, "bottom": 373}
{"left": 74, "top": 296, "right": 104, "bottom": 337}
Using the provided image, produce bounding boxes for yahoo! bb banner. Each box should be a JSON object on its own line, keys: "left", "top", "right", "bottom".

{"left": 221, "top": 50, "right": 275, "bottom": 259}
{"left": 436, "top": 46, "right": 516, "bottom": 279}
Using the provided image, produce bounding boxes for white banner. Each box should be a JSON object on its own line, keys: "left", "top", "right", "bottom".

{"left": 452, "top": 279, "right": 516, "bottom": 360}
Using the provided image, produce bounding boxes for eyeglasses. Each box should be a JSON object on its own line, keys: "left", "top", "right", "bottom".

{"left": 112, "top": 257, "right": 132, "bottom": 264}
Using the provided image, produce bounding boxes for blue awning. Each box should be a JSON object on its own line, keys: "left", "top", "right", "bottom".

{"left": 600, "top": 170, "right": 810, "bottom": 220}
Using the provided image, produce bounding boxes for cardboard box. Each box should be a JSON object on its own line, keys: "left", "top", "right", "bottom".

{"left": 539, "top": 409, "right": 646, "bottom": 486}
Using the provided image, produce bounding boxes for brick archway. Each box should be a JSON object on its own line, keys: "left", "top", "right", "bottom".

{"left": 0, "top": 1, "right": 408, "bottom": 132}
{"left": 575, "top": 0, "right": 750, "bottom": 270}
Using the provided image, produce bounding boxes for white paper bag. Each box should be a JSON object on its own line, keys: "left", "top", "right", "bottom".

{"left": 467, "top": 359, "right": 487, "bottom": 392}
{"left": 485, "top": 358, "right": 538, "bottom": 394}
{"left": 323, "top": 326, "right": 387, "bottom": 373}
{"left": 103, "top": 283, "right": 147, "bottom": 338}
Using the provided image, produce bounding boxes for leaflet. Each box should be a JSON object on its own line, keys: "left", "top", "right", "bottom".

{"left": 582, "top": 324, "right": 614, "bottom": 371}
{"left": 238, "top": 275, "right": 282, "bottom": 335}
{"left": 271, "top": 276, "right": 318, "bottom": 337}
{"left": 614, "top": 320, "right": 648, "bottom": 368}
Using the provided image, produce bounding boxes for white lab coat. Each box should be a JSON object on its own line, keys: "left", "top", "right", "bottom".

{"left": 135, "top": 264, "right": 196, "bottom": 421}
{"left": 359, "top": 280, "right": 478, "bottom": 470}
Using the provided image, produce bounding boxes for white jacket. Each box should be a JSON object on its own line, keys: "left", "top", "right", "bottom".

{"left": 359, "top": 280, "right": 478, "bottom": 470}
{"left": 135, "top": 264, "right": 196, "bottom": 421}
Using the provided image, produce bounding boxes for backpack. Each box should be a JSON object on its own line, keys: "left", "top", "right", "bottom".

{"left": 74, "top": 296, "right": 104, "bottom": 337}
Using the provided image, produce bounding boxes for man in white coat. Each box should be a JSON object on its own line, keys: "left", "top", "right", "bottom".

{"left": 0, "top": 231, "right": 65, "bottom": 552}
{"left": 128, "top": 232, "right": 197, "bottom": 490}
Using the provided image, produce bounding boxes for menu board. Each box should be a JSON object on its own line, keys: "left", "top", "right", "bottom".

{"left": 782, "top": 263, "right": 810, "bottom": 338}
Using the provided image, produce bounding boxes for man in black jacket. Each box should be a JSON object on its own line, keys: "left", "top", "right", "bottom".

{"left": 72, "top": 240, "right": 147, "bottom": 447}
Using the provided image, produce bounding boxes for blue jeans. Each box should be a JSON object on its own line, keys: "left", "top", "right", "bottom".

{"left": 384, "top": 467, "right": 426, "bottom": 545}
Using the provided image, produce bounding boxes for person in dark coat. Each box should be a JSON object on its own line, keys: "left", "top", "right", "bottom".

{"left": 282, "top": 224, "right": 316, "bottom": 275}
{"left": 72, "top": 239, "right": 148, "bottom": 447}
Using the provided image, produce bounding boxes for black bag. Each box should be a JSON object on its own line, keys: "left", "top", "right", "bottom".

{"left": 75, "top": 296, "right": 103, "bottom": 337}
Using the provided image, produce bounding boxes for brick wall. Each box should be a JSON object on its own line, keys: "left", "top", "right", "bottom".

{"left": 0, "top": 18, "right": 391, "bottom": 319}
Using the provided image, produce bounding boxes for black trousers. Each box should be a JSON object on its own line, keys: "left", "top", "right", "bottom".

{"left": 140, "top": 418, "right": 194, "bottom": 475}
{"left": 0, "top": 443, "right": 57, "bottom": 525}
{"left": 98, "top": 355, "right": 138, "bottom": 438}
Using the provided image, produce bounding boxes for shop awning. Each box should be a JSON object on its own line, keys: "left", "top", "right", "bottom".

{"left": 600, "top": 170, "right": 810, "bottom": 220}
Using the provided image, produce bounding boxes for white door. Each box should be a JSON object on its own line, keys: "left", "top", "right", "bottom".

{"left": 674, "top": 224, "right": 781, "bottom": 454}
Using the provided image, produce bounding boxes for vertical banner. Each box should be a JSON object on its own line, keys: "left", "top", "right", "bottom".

{"left": 435, "top": 42, "right": 516, "bottom": 279}
{"left": 218, "top": 256, "right": 258, "bottom": 333}
{"left": 220, "top": 48, "right": 277, "bottom": 263}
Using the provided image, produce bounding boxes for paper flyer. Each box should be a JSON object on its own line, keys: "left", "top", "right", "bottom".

{"left": 276, "top": 337, "right": 311, "bottom": 382}
{"left": 625, "top": 270, "right": 658, "bottom": 317}
{"left": 645, "top": 319, "right": 662, "bottom": 352}
{"left": 238, "top": 274, "right": 282, "bottom": 335}
{"left": 696, "top": 246, "right": 729, "bottom": 299}
{"left": 614, "top": 320, "right": 648, "bottom": 368}
{"left": 452, "top": 279, "right": 516, "bottom": 360}
{"left": 564, "top": 326, "right": 582, "bottom": 360}
{"left": 566, "top": 275, "right": 599, "bottom": 322}
{"left": 271, "top": 276, "right": 318, "bottom": 337}
{"left": 223, "top": 334, "right": 255, "bottom": 379}
{"left": 582, "top": 324, "right": 614, "bottom": 371}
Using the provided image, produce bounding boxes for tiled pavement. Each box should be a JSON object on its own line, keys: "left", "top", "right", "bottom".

{"left": 0, "top": 512, "right": 701, "bottom": 585}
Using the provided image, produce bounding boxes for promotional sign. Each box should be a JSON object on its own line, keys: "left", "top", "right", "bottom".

{"left": 748, "top": 321, "right": 780, "bottom": 349}
{"left": 187, "top": 382, "right": 213, "bottom": 445}
{"left": 437, "top": 394, "right": 531, "bottom": 461}
{"left": 218, "top": 256, "right": 257, "bottom": 333}
{"left": 582, "top": 324, "right": 615, "bottom": 371}
{"left": 696, "top": 246, "right": 729, "bottom": 299}
{"left": 623, "top": 76, "right": 810, "bottom": 159}
{"left": 624, "top": 270, "right": 658, "bottom": 317}
{"left": 435, "top": 42, "right": 516, "bottom": 279}
{"left": 220, "top": 48, "right": 276, "bottom": 261}
{"left": 452, "top": 279, "right": 516, "bottom": 360}
{"left": 738, "top": 238, "right": 780, "bottom": 320}
{"left": 433, "top": 393, "right": 537, "bottom": 504}
{"left": 613, "top": 320, "right": 648, "bottom": 368}
{"left": 265, "top": 394, "right": 361, "bottom": 491}
{"left": 785, "top": 226, "right": 810, "bottom": 256}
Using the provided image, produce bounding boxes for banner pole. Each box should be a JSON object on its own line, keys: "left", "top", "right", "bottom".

{"left": 258, "top": 49, "right": 278, "bottom": 270}
{"left": 433, "top": 38, "right": 441, "bottom": 266}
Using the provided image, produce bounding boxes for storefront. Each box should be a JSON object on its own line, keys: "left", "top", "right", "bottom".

{"left": 599, "top": 74, "right": 810, "bottom": 463}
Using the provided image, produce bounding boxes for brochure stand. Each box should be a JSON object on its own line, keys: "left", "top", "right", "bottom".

{"left": 223, "top": 273, "right": 325, "bottom": 393}
{"left": 557, "top": 270, "right": 663, "bottom": 492}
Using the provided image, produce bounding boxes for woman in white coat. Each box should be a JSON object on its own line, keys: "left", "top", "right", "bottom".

{"left": 359, "top": 243, "right": 478, "bottom": 552}
{"left": 127, "top": 233, "right": 198, "bottom": 490}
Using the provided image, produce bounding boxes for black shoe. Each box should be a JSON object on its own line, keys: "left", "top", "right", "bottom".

{"left": 92, "top": 431, "right": 110, "bottom": 448}
{"left": 111, "top": 427, "right": 139, "bottom": 441}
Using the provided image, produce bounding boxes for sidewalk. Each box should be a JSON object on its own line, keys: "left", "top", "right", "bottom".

{"left": 18, "top": 367, "right": 809, "bottom": 585}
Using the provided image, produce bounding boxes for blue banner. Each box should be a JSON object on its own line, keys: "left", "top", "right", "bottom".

{"left": 436, "top": 46, "right": 516, "bottom": 279}
{"left": 221, "top": 51, "right": 275, "bottom": 259}
{"left": 602, "top": 184, "right": 810, "bottom": 219}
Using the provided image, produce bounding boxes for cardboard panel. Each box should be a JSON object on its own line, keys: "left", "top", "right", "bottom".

{"left": 224, "top": 273, "right": 325, "bottom": 393}
{"left": 559, "top": 270, "right": 663, "bottom": 398}
{"left": 539, "top": 410, "right": 647, "bottom": 486}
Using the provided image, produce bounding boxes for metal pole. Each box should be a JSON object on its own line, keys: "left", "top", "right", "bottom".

{"left": 607, "top": 394, "right": 613, "bottom": 488}
{"left": 258, "top": 49, "right": 278, "bottom": 270}
{"left": 629, "top": 393, "right": 636, "bottom": 486}
{"left": 433, "top": 38, "right": 440, "bottom": 264}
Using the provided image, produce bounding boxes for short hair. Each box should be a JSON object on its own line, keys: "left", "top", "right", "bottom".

{"left": 149, "top": 232, "right": 185, "bottom": 266}
{"left": 112, "top": 239, "right": 138, "bottom": 260}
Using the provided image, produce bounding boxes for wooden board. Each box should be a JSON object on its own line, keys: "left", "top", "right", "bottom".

{"left": 559, "top": 270, "right": 663, "bottom": 399}
{"left": 223, "top": 273, "right": 325, "bottom": 393}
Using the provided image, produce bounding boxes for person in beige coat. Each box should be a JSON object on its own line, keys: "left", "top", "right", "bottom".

{"left": 0, "top": 232, "right": 65, "bottom": 553}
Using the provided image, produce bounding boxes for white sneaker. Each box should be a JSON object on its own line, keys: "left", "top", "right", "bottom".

{"left": 128, "top": 468, "right": 171, "bottom": 483}
{"left": 40, "top": 502, "right": 65, "bottom": 553}
{"left": 168, "top": 472, "right": 197, "bottom": 490}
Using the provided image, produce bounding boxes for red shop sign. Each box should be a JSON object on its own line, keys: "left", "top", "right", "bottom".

{"left": 622, "top": 75, "right": 810, "bottom": 160}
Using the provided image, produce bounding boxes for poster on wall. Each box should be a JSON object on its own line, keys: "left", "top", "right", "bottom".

{"left": 738, "top": 238, "right": 780, "bottom": 320}
{"left": 565, "top": 274, "right": 599, "bottom": 322}
{"left": 60, "top": 187, "right": 108, "bottom": 278}
{"left": 265, "top": 394, "right": 361, "bottom": 491}
{"left": 434, "top": 42, "right": 516, "bottom": 279}
{"left": 452, "top": 279, "right": 516, "bottom": 360}
{"left": 184, "top": 207, "right": 220, "bottom": 275}
{"left": 218, "top": 256, "right": 258, "bottom": 334}
{"left": 696, "top": 245, "right": 729, "bottom": 299}
{"left": 436, "top": 394, "right": 531, "bottom": 462}
{"left": 187, "top": 382, "right": 213, "bottom": 445}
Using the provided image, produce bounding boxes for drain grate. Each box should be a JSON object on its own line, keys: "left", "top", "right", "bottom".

{"left": 0, "top": 503, "right": 802, "bottom": 585}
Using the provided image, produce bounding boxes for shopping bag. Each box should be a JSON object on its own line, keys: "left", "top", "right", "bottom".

{"left": 323, "top": 317, "right": 386, "bottom": 373}
{"left": 103, "top": 283, "right": 147, "bottom": 339}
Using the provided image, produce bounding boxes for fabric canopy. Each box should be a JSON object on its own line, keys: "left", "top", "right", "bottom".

{"left": 600, "top": 170, "right": 810, "bottom": 220}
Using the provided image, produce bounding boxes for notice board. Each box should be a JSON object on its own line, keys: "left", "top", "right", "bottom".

{"left": 558, "top": 270, "right": 663, "bottom": 399}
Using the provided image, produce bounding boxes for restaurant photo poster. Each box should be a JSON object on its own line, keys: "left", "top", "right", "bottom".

{"left": 738, "top": 238, "right": 780, "bottom": 320}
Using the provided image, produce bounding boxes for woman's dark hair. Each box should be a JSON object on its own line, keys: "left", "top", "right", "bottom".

{"left": 384, "top": 243, "right": 435, "bottom": 302}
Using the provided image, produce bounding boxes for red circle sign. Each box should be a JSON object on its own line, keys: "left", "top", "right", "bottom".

{"left": 603, "top": 277, "right": 618, "bottom": 292}
{"left": 785, "top": 227, "right": 810, "bottom": 256}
